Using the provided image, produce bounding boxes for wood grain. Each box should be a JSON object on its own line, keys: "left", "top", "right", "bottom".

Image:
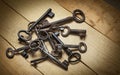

{"left": 55, "top": 0, "right": 120, "bottom": 46}
{"left": 0, "top": 0, "right": 96, "bottom": 75}
{"left": 0, "top": 37, "right": 42, "bottom": 75}
{"left": 1, "top": 0, "right": 120, "bottom": 75}
{"left": 0, "top": 0, "right": 43, "bottom": 75}
{"left": 107, "top": 22, "right": 120, "bottom": 46}
{"left": 0, "top": 0, "right": 29, "bottom": 47}
{"left": 0, "top": 0, "right": 38, "bottom": 70}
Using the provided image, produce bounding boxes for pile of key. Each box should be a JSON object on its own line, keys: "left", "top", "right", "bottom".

{"left": 6, "top": 8, "right": 87, "bottom": 70}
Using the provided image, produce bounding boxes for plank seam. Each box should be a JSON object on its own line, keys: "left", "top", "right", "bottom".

{"left": 81, "top": 60, "right": 98, "bottom": 75}
{"left": 1, "top": 0, "right": 30, "bottom": 22}
{"left": 0, "top": 34, "right": 16, "bottom": 49}
{"left": 105, "top": 25, "right": 115, "bottom": 35}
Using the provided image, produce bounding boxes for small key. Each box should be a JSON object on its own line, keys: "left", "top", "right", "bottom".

{"left": 6, "top": 40, "right": 39, "bottom": 59}
{"left": 31, "top": 54, "right": 48, "bottom": 67}
{"left": 64, "top": 42, "right": 87, "bottom": 53}
{"left": 61, "top": 26, "right": 86, "bottom": 38}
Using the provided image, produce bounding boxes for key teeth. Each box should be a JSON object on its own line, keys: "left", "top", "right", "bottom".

{"left": 51, "top": 50, "right": 62, "bottom": 58}
{"left": 79, "top": 33, "right": 86, "bottom": 38}
{"left": 54, "top": 32, "right": 60, "bottom": 36}
{"left": 61, "top": 60, "right": 69, "bottom": 70}
{"left": 48, "top": 12, "right": 55, "bottom": 18}
{"left": 31, "top": 62, "right": 38, "bottom": 68}
{"left": 62, "top": 60, "right": 69, "bottom": 67}
{"left": 21, "top": 51, "right": 28, "bottom": 59}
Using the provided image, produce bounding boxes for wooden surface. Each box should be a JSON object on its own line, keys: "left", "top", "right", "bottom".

{"left": 56, "top": 0, "right": 120, "bottom": 46}
{"left": 0, "top": 0, "right": 120, "bottom": 75}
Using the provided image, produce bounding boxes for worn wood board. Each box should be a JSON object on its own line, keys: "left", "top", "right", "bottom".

{"left": 0, "top": 0, "right": 120, "bottom": 75}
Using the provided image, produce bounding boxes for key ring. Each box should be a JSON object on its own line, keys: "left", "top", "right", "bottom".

{"left": 78, "top": 42, "right": 87, "bottom": 53}
{"left": 6, "top": 48, "right": 15, "bottom": 59}
{"left": 38, "top": 30, "right": 49, "bottom": 40}
{"left": 61, "top": 26, "right": 71, "bottom": 37}
{"left": 73, "top": 9, "right": 85, "bottom": 23}
{"left": 29, "top": 39, "right": 41, "bottom": 50}
{"left": 18, "top": 30, "right": 32, "bottom": 42}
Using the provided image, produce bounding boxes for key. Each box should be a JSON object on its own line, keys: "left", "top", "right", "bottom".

{"left": 64, "top": 42, "right": 87, "bottom": 53}
{"left": 61, "top": 26, "right": 86, "bottom": 38}
{"left": 40, "top": 9, "right": 85, "bottom": 29}
{"left": 18, "top": 8, "right": 54, "bottom": 42}
{"left": 6, "top": 42, "right": 38, "bottom": 59}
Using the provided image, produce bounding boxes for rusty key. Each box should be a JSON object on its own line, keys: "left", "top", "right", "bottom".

{"left": 61, "top": 26, "right": 86, "bottom": 39}
{"left": 40, "top": 9, "right": 85, "bottom": 29}
{"left": 18, "top": 8, "right": 54, "bottom": 42}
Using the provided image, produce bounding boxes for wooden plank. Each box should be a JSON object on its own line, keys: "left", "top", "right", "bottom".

{"left": 0, "top": 0, "right": 37, "bottom": 67}
{"left": 2, "top": 0, "right": 120, "bottom": 75}
{"left": 0, "top": 0, "right": 43, "bottom": 75}
{"left": 0, "top": 0, "right": 29, "bottom": 47}
{"left": 55, "top": 0, "right": 120, "bottom": 46}
{"left": 82, "top": 25, "right": 120, "bottom": 75}
{"left": 0, "top": 0, "right": 96, "bottom": 75}
{"left": 0, "top": 36, "right": 43, "bottom": 75}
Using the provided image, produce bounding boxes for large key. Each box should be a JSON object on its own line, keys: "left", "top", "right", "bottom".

{"left": 40, "top": 9, "right": 85, "bottom": 29}
{"left": 18, "top": 8, "right": 54, "bottom": 42}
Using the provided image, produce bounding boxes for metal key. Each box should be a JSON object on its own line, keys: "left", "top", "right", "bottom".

{"left": 64, "top": 42, "right": 87, "bottom": 53}
{"left": 30, "top": 52, "right": 48, "bottom": 67}
{"left": 6, "top": 47, "right": 28, "bottom": 59}
{"left": 18, "top": 8, "right": 54, "bottom": 42}
{"left": 40, "top": 9, "right": 85, "bottom": 29}
{"left": 51, "top": 32, "right": 81, "bottom": 63}
{"left": 61, "top": 26, "right": 86, "bottom": 38}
